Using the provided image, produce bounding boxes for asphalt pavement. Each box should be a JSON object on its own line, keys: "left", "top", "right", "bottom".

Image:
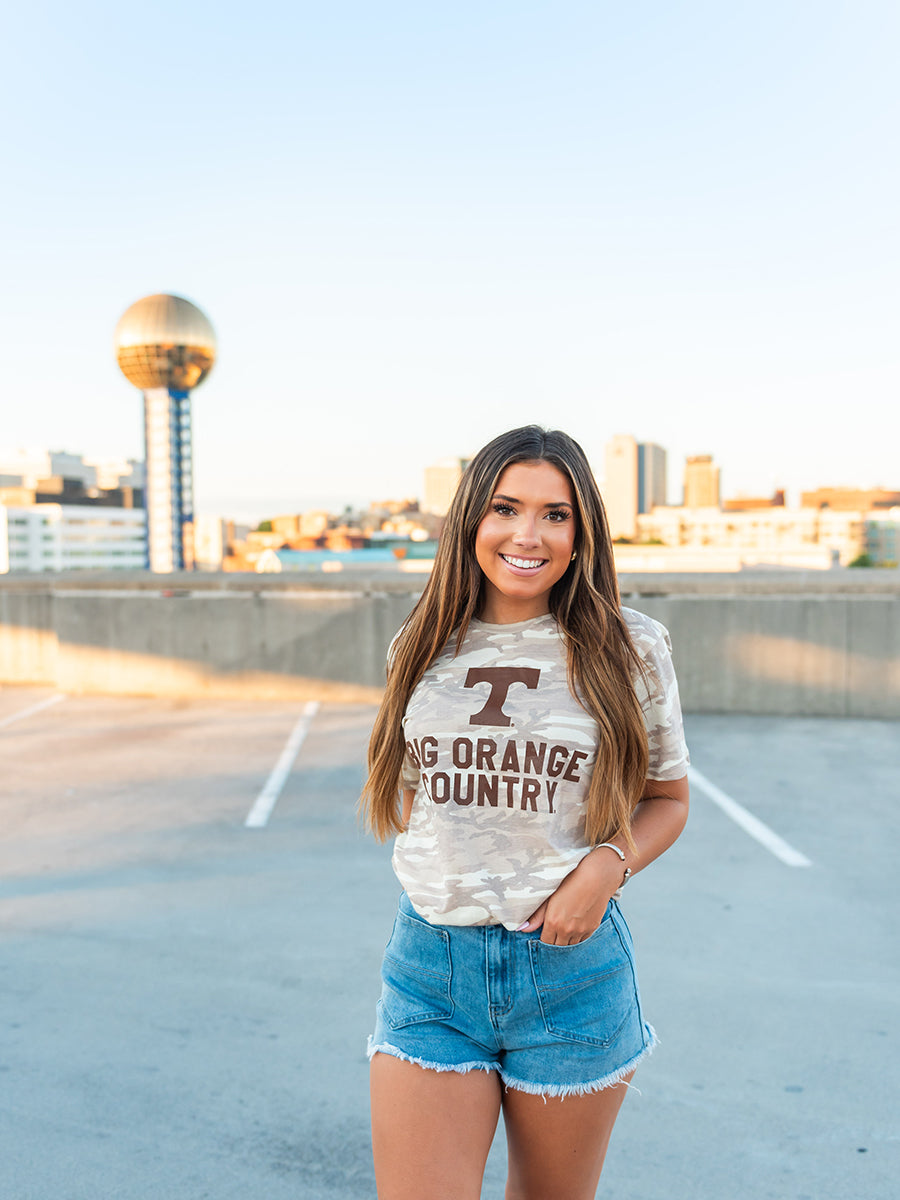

{"left": 0, "top": 686, "right": 897, "bottom": 1199}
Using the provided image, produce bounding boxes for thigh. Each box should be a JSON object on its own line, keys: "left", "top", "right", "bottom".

{"left": 501, "top": 1072, "right": 634, "bottom": 1200}
{"left": 370, "top": 1052, "right": 502, "bottom": 1200}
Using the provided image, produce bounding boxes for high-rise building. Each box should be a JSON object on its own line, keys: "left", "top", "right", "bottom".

{"left": 114, "top": 294, "right": 216, "bottom": 572}
{"left": 603, "top": 435, "right": 639, "bottom": 540}
{"left": 603, "top": 436, "right": 668, "bottom": 539}
{"left": 423, "top": 457, "right": 470, "bottom": 516}
{"left": 683, "top": 455, "right": 720, "bottom": 508}
{"left": 637, "top": 443, "right": 667, "bottom": 513}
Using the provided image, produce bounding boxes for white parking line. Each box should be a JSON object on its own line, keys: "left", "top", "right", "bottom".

{"left": 688, "top": 765, "right": 812, "bottom": 867}
{"left": 0, "top": 693, "right": 66, "bottom": 730}
{"left": 245, "top": 701, "right": 320, "bottom": 829}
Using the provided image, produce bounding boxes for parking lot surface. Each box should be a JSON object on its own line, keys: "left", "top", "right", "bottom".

{"left": 0, "top": 686, "right": 897, "bottom": 1199}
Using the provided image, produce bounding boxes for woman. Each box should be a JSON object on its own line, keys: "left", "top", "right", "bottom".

{"left": 361, "top": 426, "right": 689, "bottom": 1199}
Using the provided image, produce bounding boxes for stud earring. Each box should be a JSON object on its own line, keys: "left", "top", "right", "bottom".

{"left": 570, "top": 552, "right": 577, "bottom": 561}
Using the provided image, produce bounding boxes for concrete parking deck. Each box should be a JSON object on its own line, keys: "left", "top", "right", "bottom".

{"left": 0, "top": 686, "right": 897, "bottom": 1199}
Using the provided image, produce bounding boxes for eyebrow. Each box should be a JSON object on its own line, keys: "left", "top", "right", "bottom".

{"left": 492, "top": 493, "right": 573, "bottom": 509}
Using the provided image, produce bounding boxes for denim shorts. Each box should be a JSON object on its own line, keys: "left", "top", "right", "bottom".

{"left": 367, "top": 890, "right": 657, "bottom": 1097}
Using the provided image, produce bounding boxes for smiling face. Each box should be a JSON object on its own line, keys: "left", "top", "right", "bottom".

{"left": 474, "top": 459, "right": 577, "bottom": 623}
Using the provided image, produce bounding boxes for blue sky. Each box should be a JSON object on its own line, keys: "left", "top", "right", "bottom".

{"left": 2, "top": 1, "right": 898, "bottom": 520}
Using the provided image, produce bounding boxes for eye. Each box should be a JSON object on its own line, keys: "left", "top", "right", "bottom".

{"left": 546, "top": 509, "right": 572, "bottom": 522}
{"left": 491, "top": 501, "right": 516, "bottom": 517}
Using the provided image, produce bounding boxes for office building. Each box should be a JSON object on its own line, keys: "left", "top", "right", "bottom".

{"left": 801, "top": 487, "right": 900, "bottom": 511}
{"left": 0, "top": 505, "right": 146, "bottom": 572}
{"left": 638, "top": 443, "right": 667, "bottom": 512}
{"left": 0, "top": 449, "right": 92, "bottom": 489}
{"left": 423, "top": 457, "right": 470, "bottom": 516}
{"left": 0, "top": 449, "right": 54, "bottom": 487}
{"left": 0, "top": 451, "right": 143, "bottom": 495}
{"left": 683, "top": 455, "right": 720, "bottom": 508}
{"left": 194, "top": 514, "right": 229, "bottom": 571}
{"left": 723, "top": 491, "right": 786, "bottom": 511}
{"left": 603, "top": 435, "right": 639, "bottom": 539}
{"left": 865, "top": 514, "right": 900, "bottom": 565}
{"left": 635, "top": 506, "right": 870, "bottom": 566}
{"left": 603, "top": 436, "right": 668, "bottom": 540}
{"left": 91, "top": 458, "right": 145, "bottom": 491}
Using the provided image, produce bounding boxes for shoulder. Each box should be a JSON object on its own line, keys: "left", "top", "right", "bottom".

{"left": 620, "top": 605, "right": 672, "bottom": 656}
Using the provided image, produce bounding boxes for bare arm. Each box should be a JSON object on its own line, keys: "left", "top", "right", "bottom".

{"left": 519, "top": 774, "right": 690, "bottom": 945}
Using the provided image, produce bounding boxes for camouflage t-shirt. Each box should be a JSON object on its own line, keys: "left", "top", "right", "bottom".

{"left": 392, "top": 608, "right": 689, "bottom": 929}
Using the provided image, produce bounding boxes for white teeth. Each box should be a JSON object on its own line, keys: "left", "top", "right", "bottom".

{"left": 501, "top": 554, "right": 545, "bottom": 569}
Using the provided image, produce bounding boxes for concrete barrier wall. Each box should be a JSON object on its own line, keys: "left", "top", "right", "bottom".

{"left": 0, "top": 572, "right": 897, "bottom": 717}
{"left": 0, "top": 587, "right": 57, "bottom": 685}
{"left": 627, "top": 593, "right": 899, "bottom": 718}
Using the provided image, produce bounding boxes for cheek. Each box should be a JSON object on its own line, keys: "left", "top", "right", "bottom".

{"left": 551, "top": 523, "right": 576, "bottom": 556}
{"left": 474, "top": 524, "right": 493, "bottom": 573}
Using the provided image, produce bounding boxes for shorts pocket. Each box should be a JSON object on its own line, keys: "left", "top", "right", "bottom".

{"left": 528, "top": 910, "right": 638, "bottom": 1048}
{"left": 380, "top": 910, "right": 454, "bottom": 1030}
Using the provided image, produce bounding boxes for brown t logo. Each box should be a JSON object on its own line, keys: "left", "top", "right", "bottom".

{"left": 464, "top": 667, "right": 541, "bottom": 727}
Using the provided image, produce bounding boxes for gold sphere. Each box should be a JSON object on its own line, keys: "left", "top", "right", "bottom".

{"left": 114, "top": 293, "right": 216, "bottom": 391}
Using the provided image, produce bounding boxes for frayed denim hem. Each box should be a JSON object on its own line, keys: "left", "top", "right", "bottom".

{"left": 499, "top": 1025, "right": 658, "bottom": 1100}
{"left": 367, "top": 1036, "right": 497, "bottom": 1076}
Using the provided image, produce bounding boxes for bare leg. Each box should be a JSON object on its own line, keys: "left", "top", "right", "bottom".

{"left": 370, "top": 1052, "right": 502, "bottom": 1200}
{"left": 502, "top": 1071, "right": 634, "bottom": 1200}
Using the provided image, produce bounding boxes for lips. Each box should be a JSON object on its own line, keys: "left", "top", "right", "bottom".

{"left": 500, "top": 554, "right": 547, "bottom": 571}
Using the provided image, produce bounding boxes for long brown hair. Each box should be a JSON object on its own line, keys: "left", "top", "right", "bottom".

{"left": 360, "top": 425, "right": 649, "bottom": 847}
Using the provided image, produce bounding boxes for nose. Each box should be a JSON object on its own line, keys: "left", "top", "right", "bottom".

{"left": 511, "top": 515, "right": 540, "bottom": 548}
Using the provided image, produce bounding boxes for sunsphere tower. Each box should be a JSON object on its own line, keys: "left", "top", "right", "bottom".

{"left": 114, "top": 294, "right": 216, "bottom": 572}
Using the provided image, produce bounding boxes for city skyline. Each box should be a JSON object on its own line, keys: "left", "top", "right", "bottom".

{"left": 1, "top": 437, "right": 895, "bottom": 530}
{"left": 2, "top": 3, "right": 898, "bottom": 522}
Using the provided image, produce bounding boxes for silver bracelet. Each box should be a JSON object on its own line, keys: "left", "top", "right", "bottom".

{"left": 594, "top": 841, "right": 633, "bottom": 886}
{"left": 595, "top": 841, "right": 626, "bottom": 860}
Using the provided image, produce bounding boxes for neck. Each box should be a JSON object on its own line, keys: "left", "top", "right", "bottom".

{"left": 479, "top": 596, "right": 551, "bottom": 624}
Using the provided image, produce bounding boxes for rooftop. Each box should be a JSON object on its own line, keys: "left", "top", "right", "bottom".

{"left": 0, "top": 687, "right": 895, "bottom": 1198}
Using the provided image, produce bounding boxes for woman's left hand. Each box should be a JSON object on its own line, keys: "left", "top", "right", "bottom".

{"left": 518, "top": 850, "right": 625, "bottom": 944}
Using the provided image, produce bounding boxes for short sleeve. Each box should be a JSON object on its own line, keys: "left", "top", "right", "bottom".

{"left": 389, "top": 629, "right": 421, "bottom": 790}
{"left": 628, "top": 615, "right": 690, "bottom": 780}
{"left": 399, "top": 718, "right": 420, "bottom": 788}
{"left": 400, "top": 748, "right": 420, "bottom": 789}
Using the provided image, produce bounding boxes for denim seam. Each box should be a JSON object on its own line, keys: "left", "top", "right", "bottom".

{"left": 534, "top": 964, "right": 629, "bottom": 989}
{"left": 498, "top": 1025, "right": 658, "bottom": 1098}
{"left": 384, "top": 954, "right": 449, "bottom": 983}
{"left": 611, "top": 905, "right": 645, "bottom": 1027}
{"left": 367, "top": 1036, "right": 498, "bottom": 1076}
{"left": 535, "top": 995, "right": 632, "bottom": 1049}
{"left": 528, "top": 938, "right": 633, "bottom": 1049}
